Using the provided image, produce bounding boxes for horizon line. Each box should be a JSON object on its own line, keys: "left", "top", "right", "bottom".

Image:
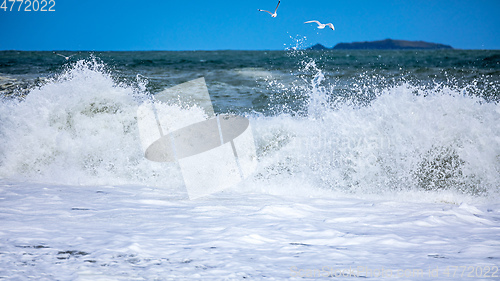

{"left": 1, "top": 47, "right": 498, "bottom": 52}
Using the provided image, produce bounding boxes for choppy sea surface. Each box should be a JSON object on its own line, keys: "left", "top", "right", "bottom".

{"left": 0, "top": 50, "right": 499, "bottom": 280}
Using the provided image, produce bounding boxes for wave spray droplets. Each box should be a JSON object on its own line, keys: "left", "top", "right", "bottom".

{"left": 0, "top": 53, "right": 499, "bottom": 200}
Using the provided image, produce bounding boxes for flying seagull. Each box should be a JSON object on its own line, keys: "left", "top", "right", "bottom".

{"left": 53, "top": 52, "right": 76, "bottom": 60}
{"left": 258, "top": 0, "right": 280, "bottom": 18}
{"left": 304, "top": 20, "right": 335, "bottom": 30}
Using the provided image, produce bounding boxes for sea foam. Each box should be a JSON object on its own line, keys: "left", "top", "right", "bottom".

{"left": 0, "top": 58, "right": 498, "bottom": 202}
{"left": 251, "top": 59, "right": 499, "bottom": 201}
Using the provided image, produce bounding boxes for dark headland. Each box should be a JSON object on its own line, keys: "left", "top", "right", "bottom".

{"left": 308, "top": 39, "right": 453, "bottom": 50}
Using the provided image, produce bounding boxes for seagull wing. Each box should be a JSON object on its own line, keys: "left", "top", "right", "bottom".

{"left": 274, "top": 0, "right": 280, "bottom": 13}
{"left": 258, "top": 9, "right": 273, "bottom": 15}
{"left": 304, "top": 20, "right": 321, "bottom": 25}
{"left": 326, "top": 23, "right": 335, "bottom": 30}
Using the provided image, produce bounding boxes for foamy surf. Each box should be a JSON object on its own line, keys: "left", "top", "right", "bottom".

{"left": 0, "top": 52, "right": 499, "bottom": 280}
{"left": 251, "top": 59, "right": 499, "bottom": 201}
{"left": 0, "top": 57, "right": 498, "bottom": 202}
{"left": 0, "top": 181, "right": 498, "bottom": 280}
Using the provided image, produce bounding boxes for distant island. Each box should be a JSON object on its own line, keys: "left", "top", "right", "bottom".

{"left": 308, "top": 39, "right": 453, "bottom": 50}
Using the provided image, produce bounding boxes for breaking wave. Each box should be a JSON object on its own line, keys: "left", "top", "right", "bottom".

{"left": 0, "top": 57, "right": 498, "bottom": 202}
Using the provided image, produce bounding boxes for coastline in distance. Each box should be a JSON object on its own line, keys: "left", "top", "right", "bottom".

{"left": 307, "top": 39, "right": 453, "bottom": 50}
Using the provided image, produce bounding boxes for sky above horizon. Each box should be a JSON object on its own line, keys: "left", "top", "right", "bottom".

{"left": 1, "top": 0, "right": 499, "bottom": 51}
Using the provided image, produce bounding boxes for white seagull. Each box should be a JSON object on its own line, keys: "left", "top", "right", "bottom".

{"left": 304, "top": 20, "right": 335, "bottom": 30}
{"left": 53, "top": 52, "right": 76, "bottom": 60}
{"left": 258, "top": 0, "right": 280, "bottom": 18}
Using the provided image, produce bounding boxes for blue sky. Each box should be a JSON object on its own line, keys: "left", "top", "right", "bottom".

{"left": 1, "top": 0, "right": 499, "bottom": 50}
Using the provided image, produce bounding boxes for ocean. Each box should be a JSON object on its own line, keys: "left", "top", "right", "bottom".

{"left": 0, "top": 49, "right": 499, "bottom": 280}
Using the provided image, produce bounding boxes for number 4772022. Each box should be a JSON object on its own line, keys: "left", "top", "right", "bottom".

{"left": 1, "top": 0, "right": 55, "bottom": 12}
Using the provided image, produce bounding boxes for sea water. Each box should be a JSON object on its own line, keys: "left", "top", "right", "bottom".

{"left": 0, "top": 50, "right": 499, "bottom": 279}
